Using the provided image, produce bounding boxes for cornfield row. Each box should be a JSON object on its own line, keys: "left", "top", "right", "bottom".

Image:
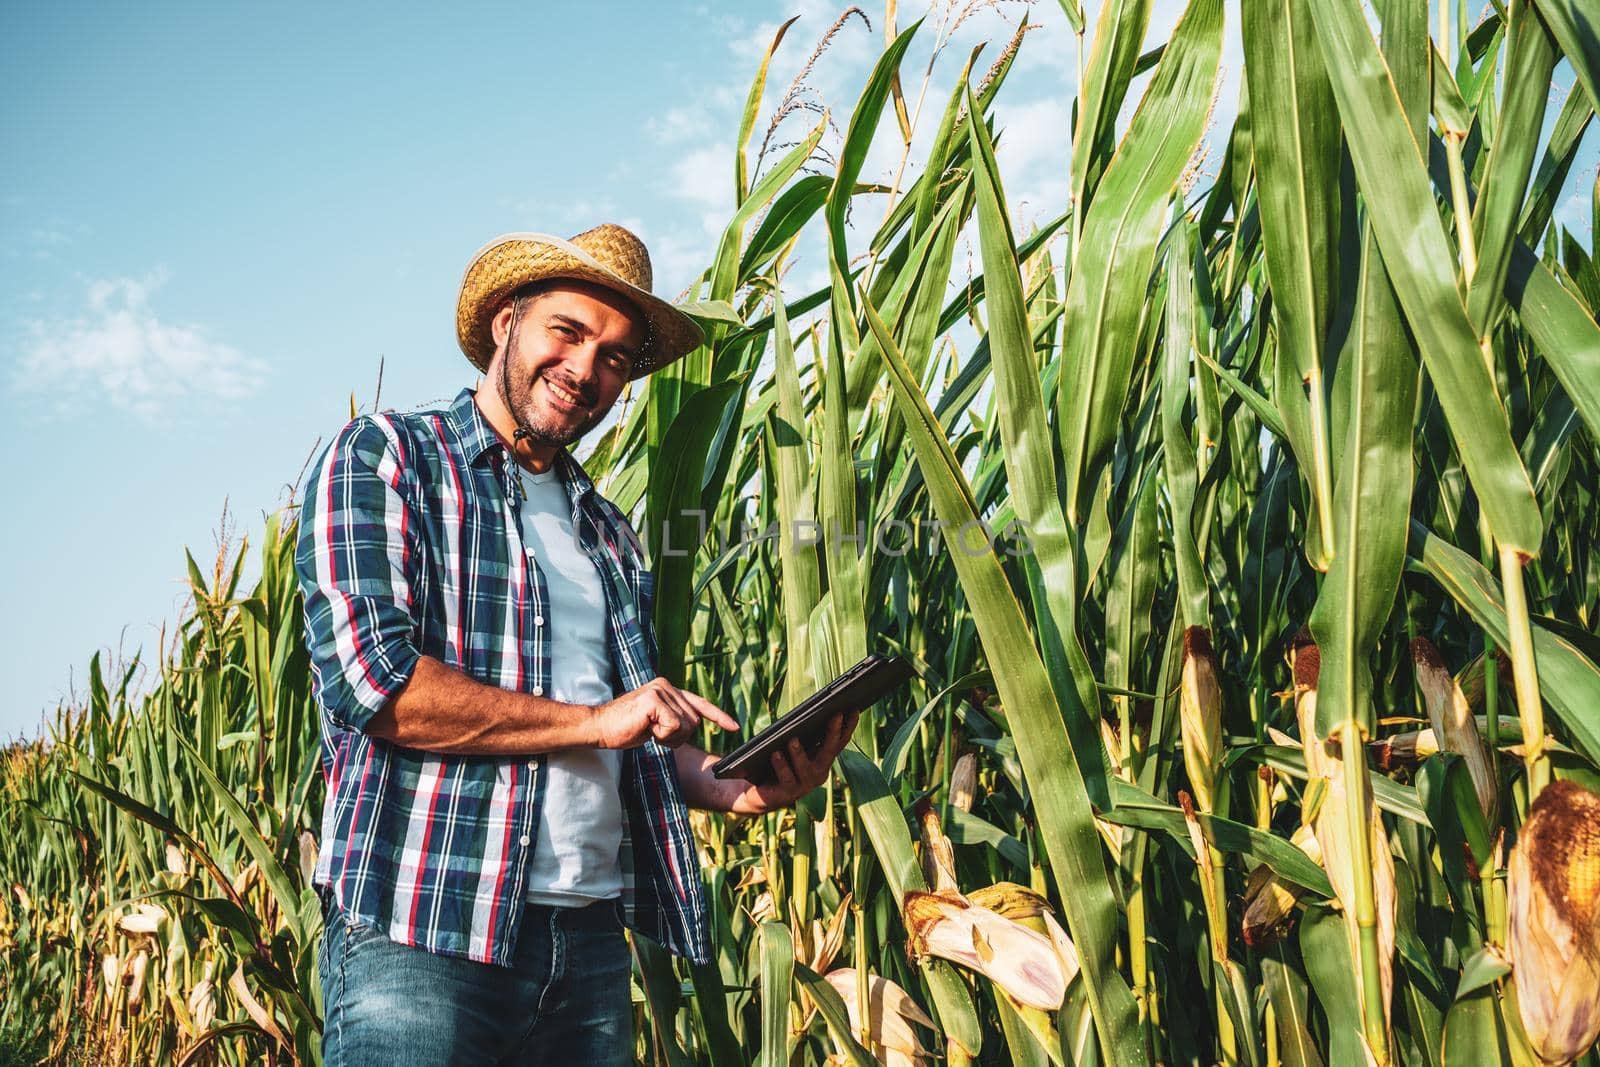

{"left": 5, "top": 1, "right": 1600, "bottom": 1064}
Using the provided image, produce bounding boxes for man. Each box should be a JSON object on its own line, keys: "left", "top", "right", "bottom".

{"left": 295, "top": 224, "right": 857, "bottom": 1065}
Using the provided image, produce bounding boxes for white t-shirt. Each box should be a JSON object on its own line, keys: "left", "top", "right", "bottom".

{"left": 515, "top": 463, "right": 624, "bottom": 905}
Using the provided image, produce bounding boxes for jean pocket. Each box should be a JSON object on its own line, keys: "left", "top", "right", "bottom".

{"left": 345, "top": 916, "right": 387, "bottom": 946}
{"left": 329, "top": 907, "right": 388, "bottom": 961}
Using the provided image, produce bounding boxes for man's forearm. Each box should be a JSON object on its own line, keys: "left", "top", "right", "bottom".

{"left": 673, "top": 744, "right": 747, "bottom": 813}
{"left": 365, "top": 654, "right": 600, "bottom": 756}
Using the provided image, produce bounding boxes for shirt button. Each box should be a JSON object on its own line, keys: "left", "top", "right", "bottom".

{"left": 532, "top": 685, "right": 545, "bottom": 696}
{"left": 518, "top": 835, "right": 530, "bottom": 847}
{"left": 527, "top": 759, "right": 537, "bottom": 769}
{"left": 533, "top": 614, "right": 545, "bottom": 627}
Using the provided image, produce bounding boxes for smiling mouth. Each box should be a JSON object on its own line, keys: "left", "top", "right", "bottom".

{"left": 543, "top": 378, "right": 591, "bottom": 410}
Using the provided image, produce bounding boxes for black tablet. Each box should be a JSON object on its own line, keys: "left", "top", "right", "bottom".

{"left": 712, "top": 653, "right": 913, "bottom": 785}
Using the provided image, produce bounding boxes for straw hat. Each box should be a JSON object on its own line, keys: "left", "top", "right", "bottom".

{"left": 455, "top": 223, "right": 703, "bottom": 379}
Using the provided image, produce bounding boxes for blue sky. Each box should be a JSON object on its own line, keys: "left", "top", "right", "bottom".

{"left": 2, "top": 1, "right": 1594, "bottom": 740}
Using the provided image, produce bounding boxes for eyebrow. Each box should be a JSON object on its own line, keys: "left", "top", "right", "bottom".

{"left": 548, "top": 312, "right": 639, "bottom": 363}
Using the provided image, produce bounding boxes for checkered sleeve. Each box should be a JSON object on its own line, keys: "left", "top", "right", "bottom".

{"left": 295, "top": 415, "right": 421, "bottom": 731}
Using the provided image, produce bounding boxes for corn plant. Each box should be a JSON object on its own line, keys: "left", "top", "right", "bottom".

{"left": 5, "top": 1, "right": 1600, "bottom": 1064}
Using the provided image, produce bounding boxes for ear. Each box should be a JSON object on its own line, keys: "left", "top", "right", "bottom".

{"left": 490, "top": 299, "right": 517, "bottom": 349}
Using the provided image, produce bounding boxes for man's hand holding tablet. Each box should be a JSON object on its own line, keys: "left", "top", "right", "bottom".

{"left": 704, "top": 654, "right": 914, "bottom": 813}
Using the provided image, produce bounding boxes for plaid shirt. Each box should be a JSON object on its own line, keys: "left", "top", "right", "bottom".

{"left": 294, "top": 386, "right": 711, "bottom": 967}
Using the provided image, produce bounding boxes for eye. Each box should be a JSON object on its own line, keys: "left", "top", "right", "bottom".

{"left": 551, "top": 324, "right": 578, "bottom": 341}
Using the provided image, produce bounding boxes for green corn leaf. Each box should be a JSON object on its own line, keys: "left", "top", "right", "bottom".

{"left": 1242, "top": 0, "right": 1342, "bottom": 568}
{"left": 735, "top": 15, "right": 801, "bottom": 207}
{"left": 767, "top": 295, "right": 821, "bottom": 710}
{"left": 1504, "top": 240, "right": 1600, "bottom": 443}
{"left": 712, "top": 118, "right": 826, "bottom": 306}
{"left": 1301, "top": 905, "right": 1366, "bottom": 1067}
{"left": 1308, "top": 0, "right": 1543, "bottom": 553}
{"left": 1162, "top": 219, "right": 1211, "bottom": 629}
{"left": 71, "top": 771, "right": 248, "bottom": 918}
{"left": 1531, "top": 0, "right": 1600, "bottom": 116}
{"left": 1263, "top": 947, "right": 1325, "bottom": 1067}
{"left": 1413, "top": 525, "right": 1600, "bottom": 761}
{"left": 647, "top": 377, "right": 747, "bottom": 684}
{"left": 1071, "top": 0, "right": 1154, "bottom": 213}
{"left": 968, "top": 80, "right": 1108, "bottom": 797}
{"left": 1466, "top": 5, "right": 1557, "bottom": 332}
{"left": 836, "top": 749, "right": 982, "bottom": 1056}
{"left": 820, "top": 268, "right": 867, "bottom": 677}
{"left": 739, "top": 175, "right": 832, "bottom": 280}
{"left": 1307, "top": 33, "right": 1419, "bottom": 740}
{"left": 757, "top": 921, "right": 794, "bottom": 1067}
{"left": 864, "top": 297, "right": 1146, "bottom": 1066}
{"left": 174, "top": 734, "right": 303, "bottom": 946}
{"left": 1104, "top": 778, "right": 1335, "bottom": 896}
{"left": 825, "top": 19, "right": 922, "bottom": 284}
{"left": 1058, "top": 0, "right": 1224, "bottom": 527}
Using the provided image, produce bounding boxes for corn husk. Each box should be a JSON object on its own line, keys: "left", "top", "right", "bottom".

{"left": 1181, "top": 626, "right": 1224, "bottom": 812}
{"left": 1101, "top": 718, "right": 1126, "bottom": 779}
{"left": 968, "top": 883, "right": 1082, "bottom": 991}
{"left": 949, "top": 753, "right": 977, "bottom": 812}
{"left": 229, "top": 962, "right": 292, "bottom": 1050}
{"left": 1243, "top": 825, "right": 1322, "bottom": 948}
{"left": 749, "top": 889, "right": 777, "bottom": 923}
{"left": 1507, "top": 781, "right": 1600, "bottom": 1066}
{"left": 297, "top": 830, "right": 318, "bottom": 886}
{"left": 903, "top": 889, "right": 1070, "bottom": 1010}
{"left": 126, "top": 949, "right": 149, "bottom": 1008}
{"left": 967, "top": 881, "right": 1051, "bottom": 920}
{"left": 1411, "top": 637, "right": 1496, "bottom": 818}
{"left": 917, "top": 806, "right": 960, "bottom": 893}
{"left": 164, "top": 841, "right": 187, "bottom": 877}
{"left": 232, "top": 860, "right": 260, "bottom": 898}
{"left": 807, "top": 893, "right": 852, "bottom": 974}
{"left": 101, "top": 952, "right": 121, "bottom": 995}
{"left": 1294, "top": 634, "right": 1396, "bottom": 1029}
{"left": 187, "top": 961, "right": 216, "bottom": 1034}
{"left": 117, "top": 902, "right": 167, "bottom": 937}
{"left": 1369, "top": 728, "right": 1441, "bottom": 770}
{"left": 823, "top": 968, "right": 936, "bottom": 1066}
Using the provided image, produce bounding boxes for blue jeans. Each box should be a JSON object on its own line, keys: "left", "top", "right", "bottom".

{"left": 318, "top": 895, "right": 632, "bottom": 1066}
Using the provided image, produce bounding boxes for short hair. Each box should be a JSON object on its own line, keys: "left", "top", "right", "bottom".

{"left": 507, "top": 280, "right": 558, "bottom": 321}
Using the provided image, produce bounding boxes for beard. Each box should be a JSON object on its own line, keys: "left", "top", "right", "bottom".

{"left": 499, "top": 363, "right": 606, "bottom": 448}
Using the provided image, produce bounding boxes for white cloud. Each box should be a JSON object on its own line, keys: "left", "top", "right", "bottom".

{"left": 994, "top": 95, "right": 1071, "bottom": 177}
{"left": 11, "top": 273, "right": 267, "bottom": 419}
{"left": 648, "top": 105, "right": 718, "bottom": 145}
{"left": 1554, "top": 184, "right": 1594, "bottom": 245}
{"left": 672, "top": 143, "right": 737, "bottom": 212}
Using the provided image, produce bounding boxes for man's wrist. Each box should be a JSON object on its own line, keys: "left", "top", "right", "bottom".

{"left": 710, "top": 757, "right": 766, "bottom": 816}
{"left": 517, "top": 689, "right": 606, "bottom": 749}
{"left": 578, "top": 699, "right": 606, "bottom": 748}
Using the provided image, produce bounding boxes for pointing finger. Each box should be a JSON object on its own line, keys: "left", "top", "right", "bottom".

{"left": 680, "top": 689, "right": 740, "bottom": 732}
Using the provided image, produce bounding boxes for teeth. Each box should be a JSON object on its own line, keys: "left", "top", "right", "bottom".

{"left": 547, "top": 381, "right": 585, "bottom": 407}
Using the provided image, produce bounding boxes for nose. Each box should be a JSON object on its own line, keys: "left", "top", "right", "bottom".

{"left": 555, "top": 348, "right": 602, "bottom": 397}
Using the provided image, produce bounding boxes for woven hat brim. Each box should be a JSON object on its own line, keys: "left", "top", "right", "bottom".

{"left": 455, "top": 232, "right": 703, "bottom": 380}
